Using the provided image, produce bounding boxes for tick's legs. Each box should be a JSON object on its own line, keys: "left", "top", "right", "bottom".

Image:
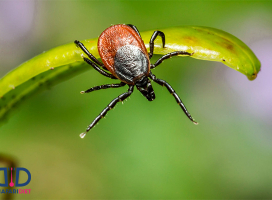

{"left": 126, "top": 24, "right": 141, "bottom": 38}
{"left": 74, "top": 40, "right": 108, "bottom": 71}
{"left": 151, "top": 51, "right": 193, "bottom": 69}
{"left": 81, "top": 82, "right": 126, "bottom": 94}
{"left": 149, "top": 73, "right": 198, "bottom": 125}
{"left": 80, "top": 85, "right": 134, "bottom": 138}
{"left": 83, "top": 57, "right": 117, "bottom": 79}
{"left": 149, "top": 31, "right": 165, "bottom": 59}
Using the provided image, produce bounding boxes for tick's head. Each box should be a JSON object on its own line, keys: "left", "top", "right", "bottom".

{"left": 135, "top": 76, "right": 155, "bottom": 101}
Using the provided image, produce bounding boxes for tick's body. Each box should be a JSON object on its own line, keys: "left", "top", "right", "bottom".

{"left": 98, "top": 25, "right": 150, "bottom": 84}
{"left": 75, "top": 24, "right": 197, "bottom": 138}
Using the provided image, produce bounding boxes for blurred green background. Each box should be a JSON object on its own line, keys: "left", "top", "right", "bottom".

{"left": 0, "top": 1, "right": 272, "bottom": 199}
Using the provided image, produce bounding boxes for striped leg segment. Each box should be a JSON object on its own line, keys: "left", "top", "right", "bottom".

{"left": 149, "top": 73, "right": 198, "bottom": 124}
{"left": 151, "top": 51, "right": 193, "bottom": 69}
{"left": 83, "top": 57, "right": 117, "bottom": 79}
{"left": 80, "top": 85, "right": 134, "bottom": 138}
{"left": 149, "top": 31, "right": 165, "bottom": 59}
{"left": 81, "top": 82, "right": 126, "bottom": 94}
{"left": 74, "top": 40, "right": 105, "bottom": 68}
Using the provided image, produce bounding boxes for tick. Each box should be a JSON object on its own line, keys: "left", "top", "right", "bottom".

{"left": 75, "top": 24, "right": 198, "bottom": 138}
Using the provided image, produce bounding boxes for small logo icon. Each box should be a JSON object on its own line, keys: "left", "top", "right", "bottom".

{"left": 0, "top": 167, "right": 31, "bottom": 187}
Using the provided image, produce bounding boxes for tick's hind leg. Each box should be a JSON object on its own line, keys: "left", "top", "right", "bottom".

{"left": 81, "top": 82, "right": 126, "bottom": 94}
{"left": 80, "top": 85, "right": 134, "bottom": 138}
{"left": 149, "top": 73, "right": 198, "bottom": 125}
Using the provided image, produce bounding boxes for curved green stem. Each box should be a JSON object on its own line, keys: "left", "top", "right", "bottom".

{"left": 0, "top": 26, "right": 261, "bottom": 122}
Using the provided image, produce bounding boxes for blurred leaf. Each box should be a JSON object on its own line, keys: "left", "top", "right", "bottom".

{"left": 0, "top": 26, "right": 261, "bottom": 123}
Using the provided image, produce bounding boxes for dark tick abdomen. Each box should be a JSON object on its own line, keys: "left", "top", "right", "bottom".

{"left": 114, "top": 45, "right": 149, "bottom": 84}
